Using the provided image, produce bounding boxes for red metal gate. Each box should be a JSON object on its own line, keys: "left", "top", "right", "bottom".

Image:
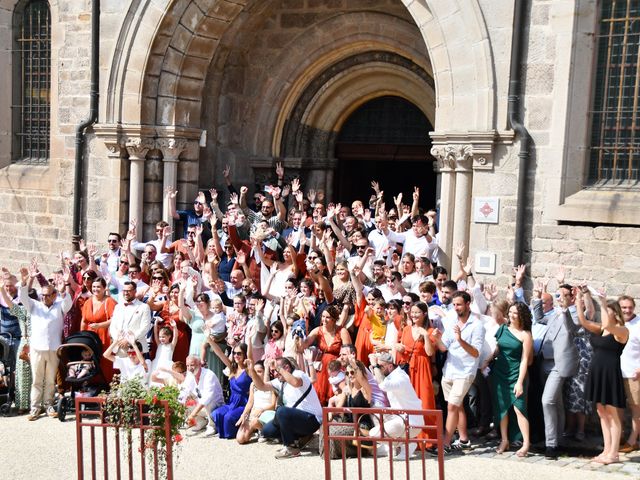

{"left": 75, "top": 397, "right": 174, "bottom": 480}
{"left": 322, "top": 407, "right": 445, "bottom": 480}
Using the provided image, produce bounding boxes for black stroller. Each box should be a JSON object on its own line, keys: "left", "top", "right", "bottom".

{"left": 0, "top": 332, "right": 14, "bottom": 415}
{"left": 55, "top": 331, "right": 107, "bottom": 421}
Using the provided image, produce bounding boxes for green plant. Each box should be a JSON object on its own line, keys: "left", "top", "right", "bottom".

{"left": 102, "top": 377, "right": 186, "bottom": 479}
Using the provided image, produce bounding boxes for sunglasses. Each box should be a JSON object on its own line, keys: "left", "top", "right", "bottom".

{"left": 120, "top": 261, "right": 129, "bottom": 265}
{"left": 107, "top": 239, "right": 119, "bottom": 243}
{"left": 346, "top": 370, "right": 356, "bottom": 376}
{"left": 356, "top": 245, "right": 367, "bottom": 250}
{"left": 193, "top": 201, "right": 203, "bottom": 206}
{"left": 232, "top": 351, "right": 244, "bottom": 356}
{"left": 403, "top": 301, "right": 412, "bottom": 305}
{"left": 271, "top": 329, "right": 282, "bottom": 334}
{"left": 152, "top": 276, "right": 164, "bottom": 280}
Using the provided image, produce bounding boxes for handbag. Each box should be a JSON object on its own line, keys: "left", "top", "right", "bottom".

{"left": 19, "top": 344, "right": 30, "bottom": 363}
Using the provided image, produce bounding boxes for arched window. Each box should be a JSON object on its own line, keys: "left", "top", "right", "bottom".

{"left": 12, "top": 0, "right": 51, "bottom": 163}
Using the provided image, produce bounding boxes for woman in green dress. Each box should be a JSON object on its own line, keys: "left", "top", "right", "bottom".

{"left": 492, "top": 302, "right": 533, "bottom": 457}
{"left": 0, "top": 283, "right": 32, "bottom": 413}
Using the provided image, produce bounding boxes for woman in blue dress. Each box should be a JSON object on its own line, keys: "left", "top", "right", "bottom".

{"left": 209, "top": 341, "right": 252, "bottom": 438}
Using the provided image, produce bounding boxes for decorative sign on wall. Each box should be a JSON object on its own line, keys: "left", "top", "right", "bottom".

{"left": 475, "top": 251, "right": 497, "bottom": 275}
{"left": 473, "top": 197, "right": 500, "bottom": 224}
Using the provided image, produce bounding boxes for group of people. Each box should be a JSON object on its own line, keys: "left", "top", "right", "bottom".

{"left": 0, "top": 162, "right": 638, "bottom": 463}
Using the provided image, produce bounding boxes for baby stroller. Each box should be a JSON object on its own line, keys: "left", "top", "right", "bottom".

{"left": 55, "top": 331, "right": 107, "bottom": 421}
{"left": 0, "top": 332, "right": 14, "bottom": 415}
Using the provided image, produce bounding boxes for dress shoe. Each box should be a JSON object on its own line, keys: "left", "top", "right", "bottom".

{"left": 544, "top": 446, "right": 559, "bottom": 460}
{"left": 619, "top": 442, "right": 639, "bottom": 454}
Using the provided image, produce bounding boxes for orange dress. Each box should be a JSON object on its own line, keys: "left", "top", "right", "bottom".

{"left": 157, "top": 302, "right": 191, "bottom": 363}
{"left": 81, "top": 296, "right": 117, "bottom": 383}
{"left": 400, "top": 325, "right": 435, "bottom": 410}
{"left": 353, "top": 297, "right": 374, "bottom": 366}
{"left": 315, "top": 326, "right": 346, "bottom": 405}
{"left": 400, "top": 325, "right": 436, "bottom": 446}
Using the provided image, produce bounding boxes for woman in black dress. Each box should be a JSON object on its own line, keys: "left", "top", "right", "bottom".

{"left": 576, "top": 289, "right": 629, "bottom": 465}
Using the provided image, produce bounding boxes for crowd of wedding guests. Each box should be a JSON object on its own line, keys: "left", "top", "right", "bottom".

{"left": 0, "top": 162, "right": 638, "bottom": 462}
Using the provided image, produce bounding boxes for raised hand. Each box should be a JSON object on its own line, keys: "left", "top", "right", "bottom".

{"left": 229, "top": 192, "right": 239, "bottom": 204}
{"left": 393, "top": 192, "right": 403, "bottom": 208}
{"left": 255, "top": 298, "right": 265, "bottom": 312}
{"left": 371, "top": 180, "right": 380, "bottom": 195}
{"left": 275, "top": 161, "right": 285, "bottom": 179}
{"left": 240, "top": 186, "right": 248, "bottom": 196}
{"left": 236, "top": 249, "right": 247, "bottom": 265}
{"left": 484, "top": 282, "right": 498, "bottom": 302}
{"left": 162, "top": 225, "right": 173, "bottom": 238}
{"left": 281, "top": 184, "right": 290, "bottom": 197}
{"left": 513, "top": 264, "right": 527, "bottom": 286}
{"left": 454, "top": 241, "right": 465, "bottom": 260}
{"left": 307, "top": 189, "right": 316, "bottom": 203}
{"left": 164, "top": 186, "right": 178, "bottom": 199}
{"left": 291, "top": 177, "right": 300, "bottom": 193}
{"left": 413, "top": 186, "right": 420, "bottom": 202}
{"left": 79, "top": 238, "right": 87, "bottom": 251}
{"left": 463, "top": 257, "right": 473, "bottom": 276}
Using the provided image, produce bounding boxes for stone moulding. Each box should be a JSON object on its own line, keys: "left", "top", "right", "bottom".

{"left": 429, "top": 130, "right": 514, "bottom": 172}
{"left": 93, "top": 124, "right": 202, "bottom": 161}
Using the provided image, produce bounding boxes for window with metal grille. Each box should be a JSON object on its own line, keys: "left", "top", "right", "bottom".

{"left": 12, "top": 0, "right": 51, "bottom": 164}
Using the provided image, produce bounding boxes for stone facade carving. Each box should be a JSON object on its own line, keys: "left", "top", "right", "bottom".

{"left": 157, "top": 138, "right": 188, "bottom": 162}
{"left": 430, "top": 144, "right": 473, "bottom": 172}
{"left": 125, "top": 137, "right": 154, "bottom": 160}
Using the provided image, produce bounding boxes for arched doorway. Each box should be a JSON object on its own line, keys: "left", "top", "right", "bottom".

{"left": 335, "top": 96, "right": 437, "bottom": 210}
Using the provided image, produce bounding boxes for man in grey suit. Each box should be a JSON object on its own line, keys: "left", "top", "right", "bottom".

{"left": 533, "top": 284, "right": 580, "bottom": 459}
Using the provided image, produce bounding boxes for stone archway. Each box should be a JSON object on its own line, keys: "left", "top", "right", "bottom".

{"left": 95, "top": 0, "right": 503, "bottom": 261}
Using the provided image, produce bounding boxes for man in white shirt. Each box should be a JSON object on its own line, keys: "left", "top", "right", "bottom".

{"left": 433, "top": 291, "right": 485, "bottom": 452}
{"left": 620, "top": 295, "right": 640, "bottom": 453}
{"left": 109, "top": 282, "right": 152, "bottom": 355}
{"left": 19, "top": 273, "right": 72, "bottom": 420}
{"left": 384, "top": 215, "right": 436, "bottom": 259}
{"left": 182, "top": 355, "right": 224, "bottom": 436}
{"left": 249, "top": 357, "right": 322, "bottom": 459}
{"left": 369, "top": 351, "right": 425, "bottom": 460}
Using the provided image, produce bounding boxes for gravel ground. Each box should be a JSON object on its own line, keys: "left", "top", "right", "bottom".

{"left": 0, "top": 414, "right": 633, "bottom": 480}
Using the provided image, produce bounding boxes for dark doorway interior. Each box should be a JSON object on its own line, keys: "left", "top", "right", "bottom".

{"left": 335, "top": 96, "right": 437, "bottom": 211}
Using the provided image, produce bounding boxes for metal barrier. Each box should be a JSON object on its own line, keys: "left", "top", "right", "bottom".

{"left": 75, "top": 396, "right": 174, "bottom": 480}
{"left": 322, "top": 407, "right": 444, "bottom": 480}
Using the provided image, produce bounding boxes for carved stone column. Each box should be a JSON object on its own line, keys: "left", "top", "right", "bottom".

{"left": 429, "top": 131, "right": 509, "bottom": 272}
{"left": 451, "top": 146, "right": 474, "bottom": 277}
{"left": 125, "top": 138, "right": 153, "bottom": 226}
{"left": 158, "top": 138, "right": 187, "bottom": 223}
{"left": 430, "top": 145, "right": 457, "bottom": 270}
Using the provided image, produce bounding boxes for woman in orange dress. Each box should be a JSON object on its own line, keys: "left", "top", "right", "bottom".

{"left": 157, "top": 284, "right": 191, "bottom": 363}
{"left": 399, "top": 302, "right": 436, "bottom": 410}
{"left": 80, "top": 277, "right": 117, "bottom": 383}
{"left": 302, "top": 305, "right": 352, "bottom": 405}
{"left": 399, "top": 301, "right": 436, "bottom": 446}
{"left": 350, "top": 266, "right": 383, "bottom": 366}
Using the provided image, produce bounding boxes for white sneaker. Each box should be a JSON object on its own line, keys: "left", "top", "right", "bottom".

{"left": 203, "top": 426, "right": 217, "bottom": 437}
{"left": 375, "top": 444, "right": 389, "bottom": 457}
{"left": 186, "top": 425, "right": 206, "bottom": 436}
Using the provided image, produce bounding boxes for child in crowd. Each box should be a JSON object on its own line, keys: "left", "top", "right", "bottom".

{"left": 66, "top": 348, "right": 95, "bottom": 380}
{"left": 366, "top": 298, "right": 388, "bottom": 348}
{"left": 150, "top": 321, "right": 178, "bottom": 386}
{"left": 201, "top": 299, "right": 227, "bottom": 362}
{"left": 327, "top": 359, "right": 347, "bottom": 408}
{"left": 104, "top": 337, "right": 150, "bottom": 384}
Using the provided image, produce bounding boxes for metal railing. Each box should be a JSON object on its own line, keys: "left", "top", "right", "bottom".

{"left": 322, "top": 407, "right": 444, "bottom": 480}
{"left": 75, "top": 397, "right": 174, "bottom": 480}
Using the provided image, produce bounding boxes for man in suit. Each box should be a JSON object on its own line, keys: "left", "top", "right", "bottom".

{"left": 109, "top": 281, "right": 152, "bottom": 356}
{"left": 281, "top": 209, "right": 309, "bottom": 250}
{"left": 534, "top": 284, "right": 580, "bottom": 459}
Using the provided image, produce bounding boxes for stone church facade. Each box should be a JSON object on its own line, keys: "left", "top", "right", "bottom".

{"left": 0, "top": 0, "right": 639, "bottom": 298}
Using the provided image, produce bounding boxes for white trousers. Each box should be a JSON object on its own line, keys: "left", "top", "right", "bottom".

{"left": 30, "top": 349, "right": 59, "bottom": 410}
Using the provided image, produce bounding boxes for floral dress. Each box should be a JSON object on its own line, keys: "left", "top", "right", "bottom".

{"left": 563, "top": 326, "right": 593, "bottom": 415}
{"left": 10, "top": 305, "right": 31, "bottom": 411}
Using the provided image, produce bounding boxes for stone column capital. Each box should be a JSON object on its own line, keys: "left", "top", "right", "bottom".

{"left": 429, "top": 130, "right": 514, "bottom": 171}
{"left": 125, "top": 137, "right": 154, "bottom": 160}
{"left": 157, "top": 138, "right": 188, "bottom": 162}
{"left": 430, "top": 144, "right": 473, "bottom": 172}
